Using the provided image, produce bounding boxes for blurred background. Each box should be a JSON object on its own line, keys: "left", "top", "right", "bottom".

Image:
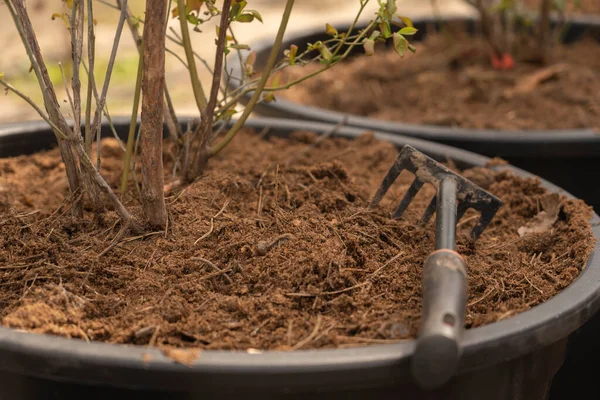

{"left": 0, "top": 0, "right": 476, "bottom": 124}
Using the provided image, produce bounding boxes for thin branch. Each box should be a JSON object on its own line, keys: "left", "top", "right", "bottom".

{"left": 163, "top": 80, "right": 182, "bottom": 139}
{"left": 537, "top": 0, "right": 552, "bottom": 64}
{"left": 191, "top": 0, "right": 232, "bottom": 156}
{"left": 176, "top": 0, "right": 207, "bottom": 112}
{"left": 58, "top": 63, "right": 76, "bottom": 119}
{"left": 202, "top": 0, "right": 232, "bottom": 137}
{"left": 97, "top": 0, "right": 120, "bottom": 10}
{"left": 186, "top": 0, "right": 233, "bottom": 178}
{"left": 74, "top": 144, "right": 134, "bottom": 223}
{"left": 473, "top": 0, "right": 503, "bottom": 57}
{"left": 70, "top": 0, "right": 84, "bottom": 137}
{"left": 82, "top": 60, "right": 125, "bottom": 149}
{"left": 167, "top": 29, "right": 214, "bottom": 73}
{"left": 121, "top": 42, "right": 144, "bottom": 193}
{"left": 85, "top": 0, "right": 97, "bottom": 153}
{"left": 166, "top": 47, "right": 188, "bottom": 68}
{"left": 211, "top": 0, "right": 295, "bottom": 157}
{"left": 0, "top": 79, "right": 66, "bottom": 138}
{"left": 90, "top": 0, "right": 128, "bottom": 170}
{"left": 6, "top": 0, "right": 84, "bottom": 217}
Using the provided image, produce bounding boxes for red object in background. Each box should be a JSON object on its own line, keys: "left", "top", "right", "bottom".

{"left": 491, "top": 52, "right": 515, "bottom": 70}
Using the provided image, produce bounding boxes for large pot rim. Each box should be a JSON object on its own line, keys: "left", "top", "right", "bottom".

{"left": 227, "top": 15, "right": 600, "bottom": 158}
{"left": 0, "top": 117, "right": 598, "bottom": 394}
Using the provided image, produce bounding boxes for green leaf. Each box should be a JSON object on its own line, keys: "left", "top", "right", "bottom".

{"left": 230, "top": 0, "right": 247, "bottom": 16}
{"left": 319, "top": 45, "right": 333, "bottom": 62}
{"left": 246, "top": 9, "right": 263, "bottom": 23}
{"left": 217, "top": 108, "right": 238, "bottom": 121}
{"left": 392, "top": 33, "right": 408, "bottom": 57}
{"left": 380, "top": 20, "right": 392, "bottom": 39}
{"left": 186, "top": 13, "right": 200, "bottom": 25}
{"left": 399, "top": 27, "right": 418, "bottom": 36}
{"left": 398, "top": 16, "right": 413, "bottom": 28}
{"left": 0, "top": 72, "right": 4, "bottom": 79}
{"left": 235, "top": 13, "right": 254, "bottom": 23}
{"left": 386, "top": 0, "right": 397, "bottom": 14}
{"left": 325, "top": 23, "right": 338, "bottom": 36}
{"left": 369, "top": 30, "right": 381, "bottom": 41}
{"left": 231, "top": 2, "right": 242, "bottom": 17}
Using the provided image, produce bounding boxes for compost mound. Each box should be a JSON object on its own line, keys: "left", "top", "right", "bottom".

{"left": 278, "top": 27, "right": 600, "bottom": 131}
{"left": 0, "top": 129, "right": 594, "bottom": 351}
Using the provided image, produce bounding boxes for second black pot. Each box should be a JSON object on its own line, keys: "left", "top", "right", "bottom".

{"left": 229, "top": 15, "right": 600, "bottom": 214}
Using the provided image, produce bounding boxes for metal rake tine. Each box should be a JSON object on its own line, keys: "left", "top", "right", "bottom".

{"left": 392, "top": 178, "right": 424, "bottom": 219}
{"left": 456, "top": 201, "right": 468, "bottom": 223}
{"left": 420, "top": 196, "right": 437, "bottom": 225}
{"left": 369, "top": 157, "right": 405, "bottom": 209}
{"left": 470, "top": 208, "right": 496, "bottom": 241}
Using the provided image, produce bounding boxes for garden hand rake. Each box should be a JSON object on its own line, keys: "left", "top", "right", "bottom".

{"left": 369, "top": 145, "right": 502, "bottom": 390}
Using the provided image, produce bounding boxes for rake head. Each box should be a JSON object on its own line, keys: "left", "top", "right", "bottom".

{"left": 369, "top": 145, "right": 502, "bottom": 241}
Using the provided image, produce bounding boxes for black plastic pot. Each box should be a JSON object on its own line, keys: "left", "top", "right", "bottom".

{"left": 229, "top": 15, "right": 600, "bottom": 214}
{"left": 0, "top": 117, "right": 599, "bottom": 400}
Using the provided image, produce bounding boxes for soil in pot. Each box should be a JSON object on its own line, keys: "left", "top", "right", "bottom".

{"left": 0, "top": 128, "right": 594, "bottom": 352}
{"left": 275, "top": 24, "right": 600, "bottom": 131}
{"left": 523, "top": 0, "right": 600, "bottom": 15}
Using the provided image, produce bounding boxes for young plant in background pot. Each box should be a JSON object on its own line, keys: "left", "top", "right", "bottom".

{"left": 231, "top": 0, "right": 600, "bottom": 217}
{"left": 0, "top": 0, "right": 599, "bottom": 399}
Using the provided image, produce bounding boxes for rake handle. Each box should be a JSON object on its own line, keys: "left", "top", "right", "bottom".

{"left": 411, "top": 249, "right": 468, "bottom": 389}
{"left": 412, "top": 176, "right": 468, "bottom": 389}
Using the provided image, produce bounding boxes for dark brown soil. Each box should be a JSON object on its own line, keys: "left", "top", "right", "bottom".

{"left": 0, "top": 129, "right": 594, "bottom": 352}
{"left": 523, "top": 0, "right": 600, "bottom": 14}
{"left": 277, "top": 28, "right": 600, "bottom": 131}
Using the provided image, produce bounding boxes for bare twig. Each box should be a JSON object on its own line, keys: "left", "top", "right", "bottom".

{"left": 536, "top": 0, "right": 552, "bottom": 65}
{"left": 120, "top": 40, "right": 144, "bottom": 193}
{"left": 211, "top": 0, "right": 295, "bottom": 157}
{"left": 90, "top": 0, "right": 128, "bottom": 170}
{"left": 58, "top": 63, "right": 76, "bottom": 119}
{"left": 0, "top": 79, "right": 64, "bottom": 135}
{"left": 189, "top": 0, "right": 233, "bottom": 178}
{"left": 85, "top": 0, "right": 97, "bottom": 153}
{"left": 7, "top": 0, "right": 84, "bottom": 217}
{"left": 69, "top": 0, "right": 84, "bottom": 133}
{"left": 176, "top": 0, "right": 207, "bottom": 112}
